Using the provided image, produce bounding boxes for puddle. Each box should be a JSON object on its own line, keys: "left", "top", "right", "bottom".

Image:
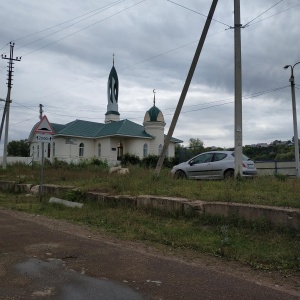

{"left": 15, "top": 258, "right": 143, "bottom": 300}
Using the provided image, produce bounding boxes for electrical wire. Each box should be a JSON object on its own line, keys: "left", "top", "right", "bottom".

{"left": 11, "top": 117, "right": 37, "bottom": 126}
{"left": 15, "top": 0, "right": 127, "bottom": 51}
{"left": 166, "top": 0, "right": 231, "bottom": 28}
{"left": 12, "top": 0, "right": 127, "bottom": 43}
{"left": 244, "top": 0, "right": 285, "bottom": 27}
{"left": 26, "top": 85, "right": 289, "bottom": 121}
{"left": 21, "top": 0, "right": 146, "bottom": 58}
{"left": 25, "top": 27, "right": 228, "bottom": 103}
{"left": 247, "top": 3, "right": 300, "bottom": 27}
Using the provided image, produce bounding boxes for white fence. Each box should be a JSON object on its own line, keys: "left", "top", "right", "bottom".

{"left": 255, "top": 161, "right": 296, "bottom": 176}
{"left": 0, "top": 157, "right": 33, "bottom": 166}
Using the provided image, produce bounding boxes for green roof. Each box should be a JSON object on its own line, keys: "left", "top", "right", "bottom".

{"left": 52, "top": 119, "right": 153, "bottom": 139}
{"left": 29, "top": 118, "right": 182, "bottom": 143}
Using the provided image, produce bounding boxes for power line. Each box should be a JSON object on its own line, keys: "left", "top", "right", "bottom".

{"left": 20, "top": 0, "right": 146, "bottom": 58}
{"left": 15, "top": 0, "right": 128, "bottom": 52}
{"left": 11, "top": 117, "right": 37, "bottom": 126}
{"left": 244, "top": 0, "right": 285, "bottom": 27}
{"left": 34, "top": 85, "right": 290, "bottom": 121}
{"left": 12, "top": 0, "right": 127, "bottom": 44}
{"left": 166, "top": 0, "right": 231, "bottom": 28}
{"left": 247, "top": 3, "right": 300, "bottom": 27}
{"left": 24, "top": 28, "right": 228, "bottom": 104}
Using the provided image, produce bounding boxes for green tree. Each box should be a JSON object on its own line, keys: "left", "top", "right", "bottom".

{"left": 189, "top": 138, "right": 204, "bottom": 157}
{"left": 189, "top": 138, "right": 204, "bottom": 149}
{"left": 7, "top": 140, "right": 30, "bottom": 157}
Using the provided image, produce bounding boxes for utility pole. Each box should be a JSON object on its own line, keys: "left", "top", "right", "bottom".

{"left": 284, "top": 62, "right": 300, "bottom": 177}
{"left": 155, "top": 0, "right": 218, "bottom": 176}
{"left": 39, "top": 104, "right": 44, "bottom": 120}
{"left": 1, "top": 42, "right": 21, "bottom": 169}
{"left": 234, "top": 0, "right": 243, "bottom": 177}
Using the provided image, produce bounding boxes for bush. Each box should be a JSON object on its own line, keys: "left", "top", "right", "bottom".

{"left": 121, "top": 153, "right": 141, "bottom": 166}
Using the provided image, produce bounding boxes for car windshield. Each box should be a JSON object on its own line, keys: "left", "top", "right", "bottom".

{"left": 231, "top": 152, "right": 250, "bottom": 161}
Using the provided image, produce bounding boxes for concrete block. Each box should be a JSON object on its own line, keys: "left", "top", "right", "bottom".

{"left": 49, "top": 197, "right": 83, "bottom": 208}
{"left": 15, "top": 184, "right": 33, "bottom": 193}
{"left": 137, "top": 195, "right": 188, "bottom": 213}
{"left": 0, "top": 181, "right": 16, "bottom": 191}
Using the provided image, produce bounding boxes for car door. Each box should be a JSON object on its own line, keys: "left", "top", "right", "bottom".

{"left": 186, "top": 153, "right": 214, "bottom": 179}
{"left": 210, "top": 153, "right": 229, "bottom": 179}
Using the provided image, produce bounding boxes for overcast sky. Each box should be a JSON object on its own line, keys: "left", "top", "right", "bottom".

{"left": 0, "top": 0, "right": 300, "bottom": 150}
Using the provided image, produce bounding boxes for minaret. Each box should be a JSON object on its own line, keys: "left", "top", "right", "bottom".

{"left": 105, "top": 54, "right": 120, "bottom": 123}
{"left": 143, "top": 90, "right": 166, "bottom": 155}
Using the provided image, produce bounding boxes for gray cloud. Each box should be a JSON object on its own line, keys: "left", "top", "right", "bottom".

{"left": 0, "top": 0, "right": 299, "bottom": 150}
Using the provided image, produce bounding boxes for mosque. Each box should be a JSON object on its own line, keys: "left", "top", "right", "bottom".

{"left": 28, "top": 62, "right": 182, "bottom": 165}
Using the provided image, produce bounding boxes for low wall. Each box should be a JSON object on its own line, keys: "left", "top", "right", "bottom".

{"left": 0, "top": 157, "right": 32, "bottom": 165}
{"left": 255, "top": 161, "right": 296, "bottom": 176}
{"left": 1, "top": 180, "right": 299, "bottom": 230}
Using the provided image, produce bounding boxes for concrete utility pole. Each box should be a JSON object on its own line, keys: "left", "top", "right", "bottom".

{"left": 39, "top": 104, "right": 44, "bottom": 120}
{"left": 284, "top": 62, "right": 300, "bottom": 178}
{"left": 234, "top": 0, "right": 243, "bottom": 177}
{"left": 1, "top": 42, "right": 21, "bottom": 169}
{"left": 155, "top": 0, "right": 218, "bottom": 176}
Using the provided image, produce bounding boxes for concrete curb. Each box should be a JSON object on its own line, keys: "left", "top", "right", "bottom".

{"left": 2, "top": 180, "right": 300, "bottom": 230}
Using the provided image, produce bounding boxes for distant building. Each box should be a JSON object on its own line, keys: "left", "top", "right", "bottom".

{"left": 28, "top": 62, "right": 182, "bottom": 165}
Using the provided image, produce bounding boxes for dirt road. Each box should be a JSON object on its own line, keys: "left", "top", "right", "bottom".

{"left": 0, "top": 208, "right": 299, "bottom": 299}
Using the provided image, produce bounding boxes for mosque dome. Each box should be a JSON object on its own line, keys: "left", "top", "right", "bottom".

{"left": 144, "top": 105, "right": 165, "bottom": 123}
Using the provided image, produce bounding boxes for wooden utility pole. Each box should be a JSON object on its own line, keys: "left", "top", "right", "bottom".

{"left": 155, "top": 0, "right": 218, "bottom": 176}
{"left": 234, "top": 0, "right": 243, "bottom": 177}
{"left": 1, "top": 42, "right": 21, "bottom": 169}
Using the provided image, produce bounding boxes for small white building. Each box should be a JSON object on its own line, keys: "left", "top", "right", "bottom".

{"left": 28, "top": 63, "right": 182, "bottom": 165}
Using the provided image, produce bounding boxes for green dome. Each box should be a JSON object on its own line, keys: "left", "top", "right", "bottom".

{"left": 148, "top": 106, "right": 161, "bottom": 121}
{"left": 144, "top": 105, "right": 165, "bottom": 123}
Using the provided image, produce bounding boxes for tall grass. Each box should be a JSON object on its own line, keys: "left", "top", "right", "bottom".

{"left": 2, "top": 162, "right": 300, "bottom": 208}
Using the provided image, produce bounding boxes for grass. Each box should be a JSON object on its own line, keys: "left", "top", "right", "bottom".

{"left": 1, "top": 163, "right": 300, "bottom": 208}
{"left": 0, "top": 192, "right": 299, "bottom": 275}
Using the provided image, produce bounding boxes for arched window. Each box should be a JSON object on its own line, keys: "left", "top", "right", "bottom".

{"left": 98, "top": 143, "right": 101, "bottom": 158}
{"left": 79, "top": 143, "right": 84, "bottom": 157}
{"left": 47, "top": 143, "right": 51, "bottom": 158}
{"left": 32, "top": 146, "right": 34, "bottom": 157}
{"left": 37, "top": 145, "right": 39, "bottom": 158}
{"left": 143, "top": 143, "right": 148, "bottom": 158}
{"left": 53, "top": 142, "right": 55, "bottom": 157}
{"left": 158, "top": 144, "right": 162, "bottom": 155}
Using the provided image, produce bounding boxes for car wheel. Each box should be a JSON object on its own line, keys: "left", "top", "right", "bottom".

{"left": 175, "top": 170, "right": 187, "bottom": 179}
{"left": 224, "top": 169, "right": 234, "bottom": 179}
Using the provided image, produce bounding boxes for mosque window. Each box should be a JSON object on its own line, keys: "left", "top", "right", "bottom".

{"left": 47, "top": 143, "right": 51, "bottom": 158}
{"left": 98, "top": 143, "right": 101, "bottom": 157}
{"left": 37, "top": 145, "right": 39, "bottom": 158}
{"left": 143, "top": 143, "right": 148, "bottom": 158}
{"left": 79, "top": 143, "right": 84, "bottom": 157}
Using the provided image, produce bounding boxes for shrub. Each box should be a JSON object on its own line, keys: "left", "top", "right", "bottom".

{"left": 121, "top": 153, "right": 141, "bottom": 166}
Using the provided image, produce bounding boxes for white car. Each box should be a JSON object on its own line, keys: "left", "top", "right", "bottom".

{"left": 171, "top": 151, "right": 257, "bottom": 179}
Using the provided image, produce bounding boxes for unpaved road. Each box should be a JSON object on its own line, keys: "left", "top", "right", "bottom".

{"left": 0, "top": 208, "right": 299, "bottom": 299}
